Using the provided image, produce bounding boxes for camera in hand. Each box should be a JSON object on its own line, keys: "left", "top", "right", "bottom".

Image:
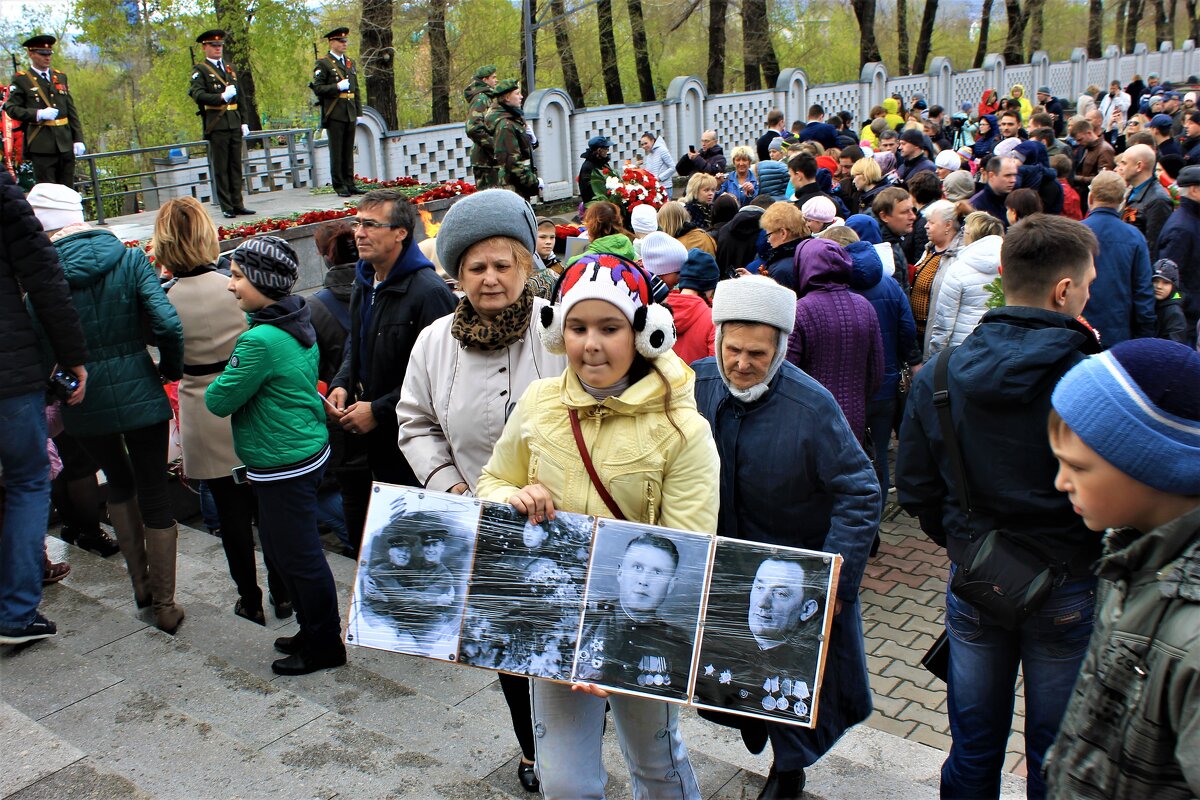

{"left": 48, "top": 368, "right": 79, "bottom": 402}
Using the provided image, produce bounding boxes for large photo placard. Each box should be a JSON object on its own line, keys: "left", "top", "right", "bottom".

{"left": 690, "top": 538, "right": 840, "bottom": 728}
{"left": 346, "top": 486, "right": 841, "bottom": 728}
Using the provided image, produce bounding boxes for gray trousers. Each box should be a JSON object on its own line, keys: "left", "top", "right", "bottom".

{"left": 531, "top": 679, "right": 699, "bottom": 800}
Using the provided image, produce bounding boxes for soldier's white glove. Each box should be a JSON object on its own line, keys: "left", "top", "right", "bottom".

{"left": 337, "top": 78, "right": 350, "bottom": 91}
{"left": 241, "top": 124, "right": 250, "bottom": 137}
{"left": 73, "top": 142, "right": 85, "bottom": 157}
{"left": 355, "top": 116, "right": 365, "bottom": 125}
{"left": 527, "top": 126, "right": 538, "bottom": 146}
{"left": 538, "top": 178, "right": 544, "bottom": 191}
{"left": 221, "top": 85, "right": 237, "bottom": 102}
{"left": 36, "top": 107, "right": 59, "bottom": 121}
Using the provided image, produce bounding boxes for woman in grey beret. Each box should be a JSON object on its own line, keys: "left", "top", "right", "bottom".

{"left": 395, "top": 188, "right": 566, "bottom": 793}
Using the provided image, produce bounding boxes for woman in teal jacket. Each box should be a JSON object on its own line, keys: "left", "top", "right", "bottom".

{"left": 36, "top": 221, "right": 186, "bottom": 634}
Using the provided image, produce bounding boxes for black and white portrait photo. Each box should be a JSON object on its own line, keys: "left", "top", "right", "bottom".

{"left": 571, "top": 520, "right": 712, "bottom": 702}
{"left": 691, "top": 539, "right": 840, "bottom": 727}
{"left": 347, "top": 485, "right": 479, "bottom": 661}
{"left": 457, "top": 503, "right": 595, "bottom": 680}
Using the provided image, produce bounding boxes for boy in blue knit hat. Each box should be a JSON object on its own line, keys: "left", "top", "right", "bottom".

{"left": 1043, "top": 338, "right": 1200, "bottom": 798}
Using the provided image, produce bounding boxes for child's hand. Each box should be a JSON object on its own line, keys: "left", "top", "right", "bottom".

{"left": 508, "top": 484, "right": 556, "bottom": 523}
{"left": 571, "top": 682, "right": 610, "bottom": 698}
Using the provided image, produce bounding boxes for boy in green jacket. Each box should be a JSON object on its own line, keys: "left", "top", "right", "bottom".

{"left": 206, "top": 236, "right": 345, "bottom": 676}
{"left": 1043, "top": 338, "right": 1200, "bottom": 798}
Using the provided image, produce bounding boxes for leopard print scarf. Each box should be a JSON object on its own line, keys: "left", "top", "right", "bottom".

{"left": 450, "top": 286, "right": 535, "bottom": 351}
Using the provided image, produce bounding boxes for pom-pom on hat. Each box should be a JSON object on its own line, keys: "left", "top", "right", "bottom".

{"left": 639, "top": 232, "right": 687, "bottom": 276}
{"left": 538, "top": 253, "right": 676, "bottom": 360}
{"left": 230, "top": 235, "right": 300, "bottom": 299}
{"left": 1051, "top": 339, "right": 1200, "bottom": 495}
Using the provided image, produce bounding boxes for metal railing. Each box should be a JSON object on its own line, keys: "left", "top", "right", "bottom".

{"left": 74, "top": 128, "right": 315, "bottom": 225}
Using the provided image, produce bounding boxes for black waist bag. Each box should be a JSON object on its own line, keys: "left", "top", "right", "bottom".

{"left": 950, "top": 530, "right": 1055, "bottom": 630}
{"left": 934, "top": 348, "right": 1058, "bottom": 630}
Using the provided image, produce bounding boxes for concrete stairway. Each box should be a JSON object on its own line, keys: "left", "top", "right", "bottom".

{"left": 1, "top": 525, "right": 1026, "bottom": 799}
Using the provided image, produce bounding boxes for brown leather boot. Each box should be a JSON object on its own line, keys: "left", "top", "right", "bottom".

{"left": 106, "top": 499, "right": 152, "bottom": 608}
{"left": 144, "top": 524, "right": 185, "bottom": 634}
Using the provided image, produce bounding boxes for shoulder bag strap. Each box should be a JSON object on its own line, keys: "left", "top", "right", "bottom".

{"left": 931, "top": 346, "right": 973, "bottom": 514}
{"left": 568, "top": 408, "right": 626, "bottom": 520}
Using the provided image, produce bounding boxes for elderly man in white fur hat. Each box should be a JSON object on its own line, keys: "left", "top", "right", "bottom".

{"left": 691, "top": 275, "right": 880, "bottom": 800}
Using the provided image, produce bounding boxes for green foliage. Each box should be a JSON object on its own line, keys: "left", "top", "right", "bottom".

{"left": 984, "top": 275, "right": 1006, "bottom": 308}
{"left": 41, "top": 0, "right": 1186, "bottom": 154}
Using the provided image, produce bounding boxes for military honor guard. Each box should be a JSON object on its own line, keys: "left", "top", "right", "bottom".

{"left": 464, "top": 65, "right": 499, "bottom": 187}
{"left": 188, "top": 30, "right": 253, "bottom": 218}
{"left": 485, "top": 79, "right": 539, "bottom": 200}
{"left": 4, "top": 35, "right": 86, "bottom": 186}
{"left": 310, "top": 27, "right": 363, "bottom": 197}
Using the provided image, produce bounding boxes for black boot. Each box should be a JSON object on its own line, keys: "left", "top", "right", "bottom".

{"left": 757, "top": 765, "right": 805, "bottom": 800}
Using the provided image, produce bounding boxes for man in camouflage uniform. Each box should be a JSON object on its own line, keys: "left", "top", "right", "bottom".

{"left": 310, "top": 27, "right": 363, "bottom": 197}
{"left": 485, "top": 79, "right": 539, "bottom": 201}
{"left": 188, "top": 29, "right": 253, "bottom": 218}
{"left": 3, "top": 35, "right": 85, "bottom": 186}
{"left": 464, "top": 65, "right": 499, "bottom": 187}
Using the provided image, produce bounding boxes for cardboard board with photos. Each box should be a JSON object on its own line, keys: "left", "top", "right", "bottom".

{"left": 346, "top": 484, "right": 842, "bottom": 728}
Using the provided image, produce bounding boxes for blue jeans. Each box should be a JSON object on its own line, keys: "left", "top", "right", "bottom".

{"left": 0, "top": 392, "right": 50, "bottom": 630}
{"left": 941, "top": 571, "right": 1096, "bottom": 800}
{"left": 865, "top": 396, "right": 896, "bottom": 520}
{"left": 315, "top": 484, "right": 348, "bottom": 546}
{"left": 531, "top": 679, "right": 699, "bottom": 800}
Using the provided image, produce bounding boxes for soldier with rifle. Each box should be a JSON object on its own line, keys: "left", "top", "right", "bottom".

{"left": 485, "top": 79, "right": 539, "bottom": 201}
{"left": 310, "top": 27, "right": 364, "bottom": 198}
{"left": 188, "top": 30, "right": 253, "bottom": 219}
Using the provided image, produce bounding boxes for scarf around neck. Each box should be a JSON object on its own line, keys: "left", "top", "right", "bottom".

{"left": 451, "top": 286, "right": 534, "bottom": 351}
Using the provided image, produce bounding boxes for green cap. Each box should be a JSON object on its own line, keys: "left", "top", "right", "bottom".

{"left": 474, "top": 64, "right": 497, "bottom": 80}
{"left": 492, "top": 78, "right": 519, "bottom": 97}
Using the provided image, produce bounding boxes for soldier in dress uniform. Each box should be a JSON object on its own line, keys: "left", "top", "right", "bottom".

{"left": 574, "top": 533, "right": 695, "bottom": 698}
{"left": 464, "top": 64, "right": 499, "bottom": 187}
{"left": 485, "top": 79, "right": 539, "bottom": 200}
{"left": 695, "top": 556, "right": 823, "bottom": 725}
{"left": 188, "top": 30, "right": 253, "bottom": 219}
{"left": 3, "top": 35, "right": 85, "bottom": 186}
{"left": 310, "top": 27, "right": 363, "bottom": 198}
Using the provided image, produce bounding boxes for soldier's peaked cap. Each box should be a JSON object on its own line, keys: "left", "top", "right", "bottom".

{"left": 196, "top": 29, "right": 226, "bottom": 44}
{"left": 22, "top": 35, "right": 56, "bottom": 49}
{"left": 325, "top": 27, "right": 350, "bottom": 39}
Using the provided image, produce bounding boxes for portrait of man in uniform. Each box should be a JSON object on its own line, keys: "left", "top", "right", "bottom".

{"left": 572, "top": 522, "right": 709, "bottom": 702}
{"left": 457, "top": 503, "right": 594, "bottom": 679}
{"left": 693, "top": 541, "right": 838, "bottom": 728}
{"left": 347, "top": 486, "right": 477, "bottom": 661}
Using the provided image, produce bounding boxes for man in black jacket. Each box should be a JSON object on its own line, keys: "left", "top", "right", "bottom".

{"left": 327, "top": 190, "right": 455, "bottom": 553}
{"left": 0, "top": 167, "right": 88, "bottom": 644}
{"left": 896, "top": 214, "right": 1102, "bottom": 800}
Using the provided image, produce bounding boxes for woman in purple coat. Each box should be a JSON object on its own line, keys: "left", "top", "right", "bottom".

{"left": 770, "top": 237, "right": 883, "bottom": 443}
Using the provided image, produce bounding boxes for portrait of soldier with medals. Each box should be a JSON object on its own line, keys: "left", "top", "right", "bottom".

{"left": 572, "top": 522, "right": 710, "bottom": 702}
{"left": 692, "top": 541, "right": 840, "bottom": 728}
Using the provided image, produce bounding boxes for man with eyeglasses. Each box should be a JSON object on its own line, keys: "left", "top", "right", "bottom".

{"left": 188, "top": 30, "right": 253, "bottom": 218}
{"left": 310, "top": 27, "right": 364, "bottom": 198}
{"left": 327, "top": 190, "right": 455, "bottom": 555}
{"left": 4, "top": 35, "right": 86, "bottom": 186}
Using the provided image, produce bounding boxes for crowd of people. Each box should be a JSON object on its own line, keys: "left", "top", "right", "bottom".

{"left": 2, "top": 72, "right": 1199, "bottom": 800}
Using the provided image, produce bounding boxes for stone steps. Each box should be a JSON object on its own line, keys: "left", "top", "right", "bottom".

{"left": 0, "top": 526, "right": 1027, "bottom": 798}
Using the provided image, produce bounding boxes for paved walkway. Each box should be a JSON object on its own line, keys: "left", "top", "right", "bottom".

{"left": 862, "top": 502, "right": 1028, "bottom": 778}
